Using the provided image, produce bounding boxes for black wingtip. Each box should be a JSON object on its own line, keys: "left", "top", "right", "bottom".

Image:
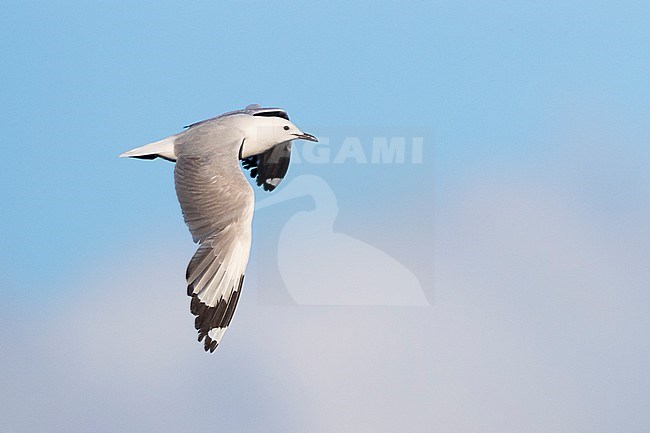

{"left": 187, "top": 274, "right": 246, "bottom": 353}
{"left": 203, "top": 335, "right": 218, "bottom": 352}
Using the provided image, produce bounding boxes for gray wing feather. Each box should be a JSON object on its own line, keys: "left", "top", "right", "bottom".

{"left": 174, "top": 126, "right": 254, "bottom": 352}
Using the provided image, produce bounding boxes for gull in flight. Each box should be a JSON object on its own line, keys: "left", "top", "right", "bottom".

{"left": 120, "top": 104, "right": 317, "bottom": 352}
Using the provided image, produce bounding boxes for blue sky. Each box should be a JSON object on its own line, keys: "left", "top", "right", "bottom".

{"left": 0, "top": 1, "right": 648, "bottom": 432}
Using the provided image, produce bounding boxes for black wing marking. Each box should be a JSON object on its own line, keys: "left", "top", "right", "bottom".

{"left": 251, "top": 110, "right": 289, "bottom": 121}
{"left": 188, "top": 242, "right": 245, "bottom": 352}
{"left": 241, "top": 141, "right": 292, "bottom": 191}
{"left": 185, "top": 106, "right": 289, "bottom": 129}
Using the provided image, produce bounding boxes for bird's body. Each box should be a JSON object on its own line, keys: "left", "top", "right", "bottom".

{"left": 120, "top": 105, "right": 317, "bottom": 351}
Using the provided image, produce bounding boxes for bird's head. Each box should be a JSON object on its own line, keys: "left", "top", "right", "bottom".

{"left": 239, "top": 115, "right": 317, "bottom": 158}
{"left": 276, "top": 117, "right": 318, "bottom": 143}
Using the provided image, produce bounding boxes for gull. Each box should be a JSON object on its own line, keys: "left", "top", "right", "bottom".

{"left": 119, "top": 104, "right": 317, "bottom": 352}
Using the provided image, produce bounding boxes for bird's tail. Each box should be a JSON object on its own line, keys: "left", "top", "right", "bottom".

{"left": 119, "top": 135, "right": 178, "bottom": 162}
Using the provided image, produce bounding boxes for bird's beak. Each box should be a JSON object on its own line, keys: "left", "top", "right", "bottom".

{"left": 293, "top": 132, "right": 318, "bottom": 142}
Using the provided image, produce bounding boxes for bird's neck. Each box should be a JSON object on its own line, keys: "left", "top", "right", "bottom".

{"left": 238, "top": 116, "right": 283, "bottom": 158}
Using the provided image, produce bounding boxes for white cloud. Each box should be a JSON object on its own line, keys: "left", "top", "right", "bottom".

{"left": 1, "top": 171, "right": 647, "bottom": 433}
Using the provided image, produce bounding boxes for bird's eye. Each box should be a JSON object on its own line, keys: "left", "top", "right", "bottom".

{"left": 283, "top": 126, "right": 290, "bottom": 131}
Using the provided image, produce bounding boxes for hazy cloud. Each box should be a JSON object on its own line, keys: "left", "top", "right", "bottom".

{"left": 1, "top": 169, "right": 647, "bottom": 432}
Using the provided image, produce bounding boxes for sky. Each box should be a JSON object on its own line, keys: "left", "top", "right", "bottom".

{"left": 0, "top": 1, "right": 648, "bottom": 432}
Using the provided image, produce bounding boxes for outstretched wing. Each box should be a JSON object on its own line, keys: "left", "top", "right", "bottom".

{"left": 241, "top": 141, "right": 292, "bottom": 191}
{"left": 174, "top": 130, "right": 254, "bottom": 352}
{"left": 184, "top": 224, "right": 249, "bottom": 352}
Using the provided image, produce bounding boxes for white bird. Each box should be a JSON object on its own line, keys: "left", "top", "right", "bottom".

{"left": 120, "top": 104, "right": 317, "bottom": 352}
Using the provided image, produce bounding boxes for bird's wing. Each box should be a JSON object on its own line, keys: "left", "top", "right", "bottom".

{"left": 174, "top": 129, "right": 254, "bottom": 352}
{"left": 185, "top": 105, "right": 288, "bottom": 129}
{"left": 241, "top": 141, "right": 292, "bottom": 191}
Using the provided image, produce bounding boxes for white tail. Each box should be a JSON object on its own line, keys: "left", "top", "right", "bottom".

{"left": 119, "top": 135, "right": 177, "bottom": 162}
